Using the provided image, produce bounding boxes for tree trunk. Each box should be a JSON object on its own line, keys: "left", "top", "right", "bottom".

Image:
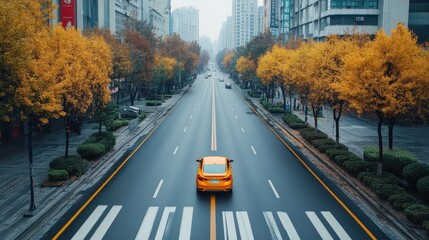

{"left": 376, "top": 114, "right": 384, "bottom": 176}
{"left": 304, "top": 98, "right": 308, "bottom": 125}
{"left": 333, "top": 107, "right": 342, "bottom": 148}
{"left": 312, "top": 104, "right": 318, "bottom": 130}
{"left": 388, "top": 117, "right": 395, "bottom": 149}
{"left": 98, "top": 121, "right": 102, "bottom": 135}
{"left": 65, "top": 116, "right": 70, "bottom": 158}
{"left": 27, "top": 116, "right": 36, "bottom": 211}
{"left": 288, "top": 89, "right": 293, "bottom": 115}
{"left": 280, "top": 85, "right": 286, "bottom": 111}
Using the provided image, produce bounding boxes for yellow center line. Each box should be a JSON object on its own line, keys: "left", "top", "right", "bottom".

{"left": 211, "top": 78, "right": 217, "bottom": 151}
{"left": 210, "top": 194, "right": 216, "bottom": 240}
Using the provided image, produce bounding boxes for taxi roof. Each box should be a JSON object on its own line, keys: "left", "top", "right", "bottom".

{"left": 203, "top": 156, "right": 227, "bottom": 165}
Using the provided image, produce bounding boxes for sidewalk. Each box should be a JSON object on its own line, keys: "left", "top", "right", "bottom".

{"left": 258, "top": 94, "right": 429, "bottom": 163}
{"left": 0, "top": 90, "right": 186, "bottom": 239}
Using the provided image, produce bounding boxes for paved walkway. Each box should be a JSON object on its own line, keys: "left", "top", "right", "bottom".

{"left": 254, "top": 95, "right": 429, "bottom": 163}
{"left": 0, "top": 91, "right": 185, "bottom": 239}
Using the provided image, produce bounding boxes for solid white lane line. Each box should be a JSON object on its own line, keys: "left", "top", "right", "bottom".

{"left": 306, "top": 212, "right": 333, "bottom": 240}
{"left": 155, "top": 207, "right": 176, "bottom": 240}
{"left": 235, "top": 115, "right": 238, "bottom": 119}
{"left": 173, "top": 146, "right": 179, "bottom": 155}
{"left": 179, "top": 207, "right": 193, "bottom": 240}
{"left": 251, "top": 146, "right": 257, "bottom": 155}
{"left": 241, "top": 127, "right": 245, "bottom": 133}
{"left": 153, "top": 179, "right": 164, "bottom": 198}
{"left": 184, "top": 127, "right": 187, "bottom": 132}
{"left": 72, "top": 205, "right": 107, "bottom": 240}
{"left": 263, "top": 211, "right": 283, "bottom": 240}
{"left": 135, "top": 207, "right": 159, "bottom": 240}
{"left": 90, "top": 206, "right": 122, "bottom": 240}
{"left": 236, "top": 211, "right": 254, "bottom": 240}
{"left": 223, "top": 211, "right": 237, "bottom": 240}
{"left": 277, "top": 212, "right": 300, "bottom": 240}
{"left": 321, "top": 211, "right": 351, "bottom": 240}
{"left": 268, "top": 180, "right": 280, "bottom": 199}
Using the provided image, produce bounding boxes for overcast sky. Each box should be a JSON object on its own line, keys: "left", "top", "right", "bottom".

{"left": 171, "top": 0, "right": 263, "bottom": 42}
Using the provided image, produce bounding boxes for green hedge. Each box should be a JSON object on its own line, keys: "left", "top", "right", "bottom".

{"left": 311, "top": 138, "right": 336, "bottom": 149}
{"left": 49, "top": 155, "right": 88, "bottom": 176}
{"left": 283, "top": 114, "right": 306, "bottom": 129}
{"left": 146, "top": 101, "right": 162, "bottom": 106}
{"left": 300, "top": 129, "right": 328, "bottom": 142}
{"left": 372, "top": 183, "right": 404, "bottom": 200}
{"left": 402, "top": 163, "right": 429, "bottom": 188}
{"left": 358, "top": 171, "right": 400, "bottom": 189}
{"left": 364, "top": 147, "right": 417, "bottom": 177}
{"left": 139, "top": 112, "right": 146, "bottom": 121}
{"left": 268, "top": 107, "right": 285, "bottom": 113}
{"left": 325, "top": 148, "right": 350, "bottom": 160}
{"left": 343, "top": 161, "right": 377, "bottom": 176}
{"left": 334, "top": 152, "right": 361, "bottom": 166}
{"left": 108, "top": 119, "right": 129, "bottom": 131}
{"left": 83, "top": 132, "right": 116, "bottom": 152}
{"left": 77, "top": 143, "right": 105, "bottom": 161}
{"left": 388, "top": 193, "right": 418, "bottom": 211}
{"left": 48, "top": 169, "right": 69, "bottom": 182}
{"left": 417, "top": 176, "right": 429, "bottom": 200}
{"left": 404, "top": 204, "right": 429, "bottom": 225}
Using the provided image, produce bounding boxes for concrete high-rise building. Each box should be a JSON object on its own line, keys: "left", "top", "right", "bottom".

{"left": 257, "top": 6, "right": 264, "bottom": 34}
{"left": 218, "top": 16, "right": 234, "bottom": 51}
{"left": 172, "top": 7, "right": 199, "bottom": 43}
{"left": 232, "top": 0, "right": 258, "bottom": 48}
{"left": 288, "top": 0, "right": 428, "bottom": 43}
{"left": 199, "top": 36, "right": 214, "bottom": 59}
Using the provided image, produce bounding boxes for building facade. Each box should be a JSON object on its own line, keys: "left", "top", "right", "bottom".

{"left": 52, "top": 0, "right": 170, "bottom": 37}
{"left": 172, "top": 7, "right": 199, "bottom": 43}
{"left": 218, "top": 16, "right": 234, "bottom": 51}
{"left": 287, "top": 0, "right": 428, "bottom": 43}
{"left": 232, "top": 0, "right": 258, "bottom": 48}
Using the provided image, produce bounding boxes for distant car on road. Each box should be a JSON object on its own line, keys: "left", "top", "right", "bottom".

{"left": 196, "top": 156, "right": 233, "bottom": 192}
{"left": 219, "top": 78, "right": 224, "bottom": 82}
{"left": 225, "top": 82, "right": 232, "bottom": 89}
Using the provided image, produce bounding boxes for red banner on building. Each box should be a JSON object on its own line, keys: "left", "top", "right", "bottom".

{"left": 61, "top": 0, "right": 75, "bottom": 28}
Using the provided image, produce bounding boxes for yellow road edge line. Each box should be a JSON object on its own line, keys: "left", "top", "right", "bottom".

{"left": 52, "top": 96, "right": 184, "bottom": 240}
{"left": 210, "top": 194, "right": 216, "bottom": 240}
{"left": 236, "top": 91, "right": 377, "bottom": 240}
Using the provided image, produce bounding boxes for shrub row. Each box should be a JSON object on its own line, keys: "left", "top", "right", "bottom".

{"left": 107, "top": 119, "right": 129, "bottom": 131}
{"left": 364, "top": 147, "right": 417, "bottom": 177}
{"left": 283, "top": 114, "right": 306, "bottom": 129}
{"left": 146, "top": 101, "right": 162, "bottom": 106}
{"left": 49, "top": 155, "right": 89, "bottom": 177}
{"left": 78, "top": 132, "right": 116, "bottom": 161}
{"left": 48, "top": 169, "right": 69, "bottom": 182}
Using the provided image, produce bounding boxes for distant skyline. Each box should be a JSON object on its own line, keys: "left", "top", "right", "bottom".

{"left": 171, "top": 0, "right": 263, "bottom": 42}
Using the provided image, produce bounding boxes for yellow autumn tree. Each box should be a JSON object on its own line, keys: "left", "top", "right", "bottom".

{"left": 289, "top": 42, "right": 316, "bottom": 124}
{"left": 236, "top": 56, "right": 255, "bottom": 88}
{"left": 336, "top": 23, "right": 429, "bottom": 175}
{"left": 153, "top": 54, "right": 177, "bottom": 97}
{"left": 86, "top": 35, "right": 113, "bottom": 134}
{"left": 315, "top": 35, "right": 361, "bottom": 145}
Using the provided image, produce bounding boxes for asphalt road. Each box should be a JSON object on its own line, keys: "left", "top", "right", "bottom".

{"left": 45, "top": 72, "right": 388, "bottom": 239}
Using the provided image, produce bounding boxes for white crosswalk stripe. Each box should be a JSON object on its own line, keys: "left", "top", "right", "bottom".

{"left": 321, "top": 211, "right": 352, "bottom": 240}
{"left": 306, "top": 211, "right": 334, "bottom": 240}
{"left": 179, "top": 207, "right": 193, "bottom": 240}
{"left": 263, "top": 211, "right": 283, "bottom": 240}
{"left": 223, "top": 211, "right": 255, "bottom": 240}
{"left": 154, "top": 206, "right": 176, "bottom": 240}
{"left": 72, "top": 205, "right": 108, "bottom": 240}
{"left": 135, "top": 206, "right": 159, "bottom": 240}
{"left": 90, "top": 205, "right": 122, "bottom": 240}
{"left": 277, "top": 212, "right": 300, "bottom": 240}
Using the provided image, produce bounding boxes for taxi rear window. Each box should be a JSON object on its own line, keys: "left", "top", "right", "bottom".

{"left": 203, "top": 164, "right": 226, "bottom": 174}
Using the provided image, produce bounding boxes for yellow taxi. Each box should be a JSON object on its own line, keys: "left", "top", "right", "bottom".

{"left": 196, "top": 156, "right": 233, "bottom": 192}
